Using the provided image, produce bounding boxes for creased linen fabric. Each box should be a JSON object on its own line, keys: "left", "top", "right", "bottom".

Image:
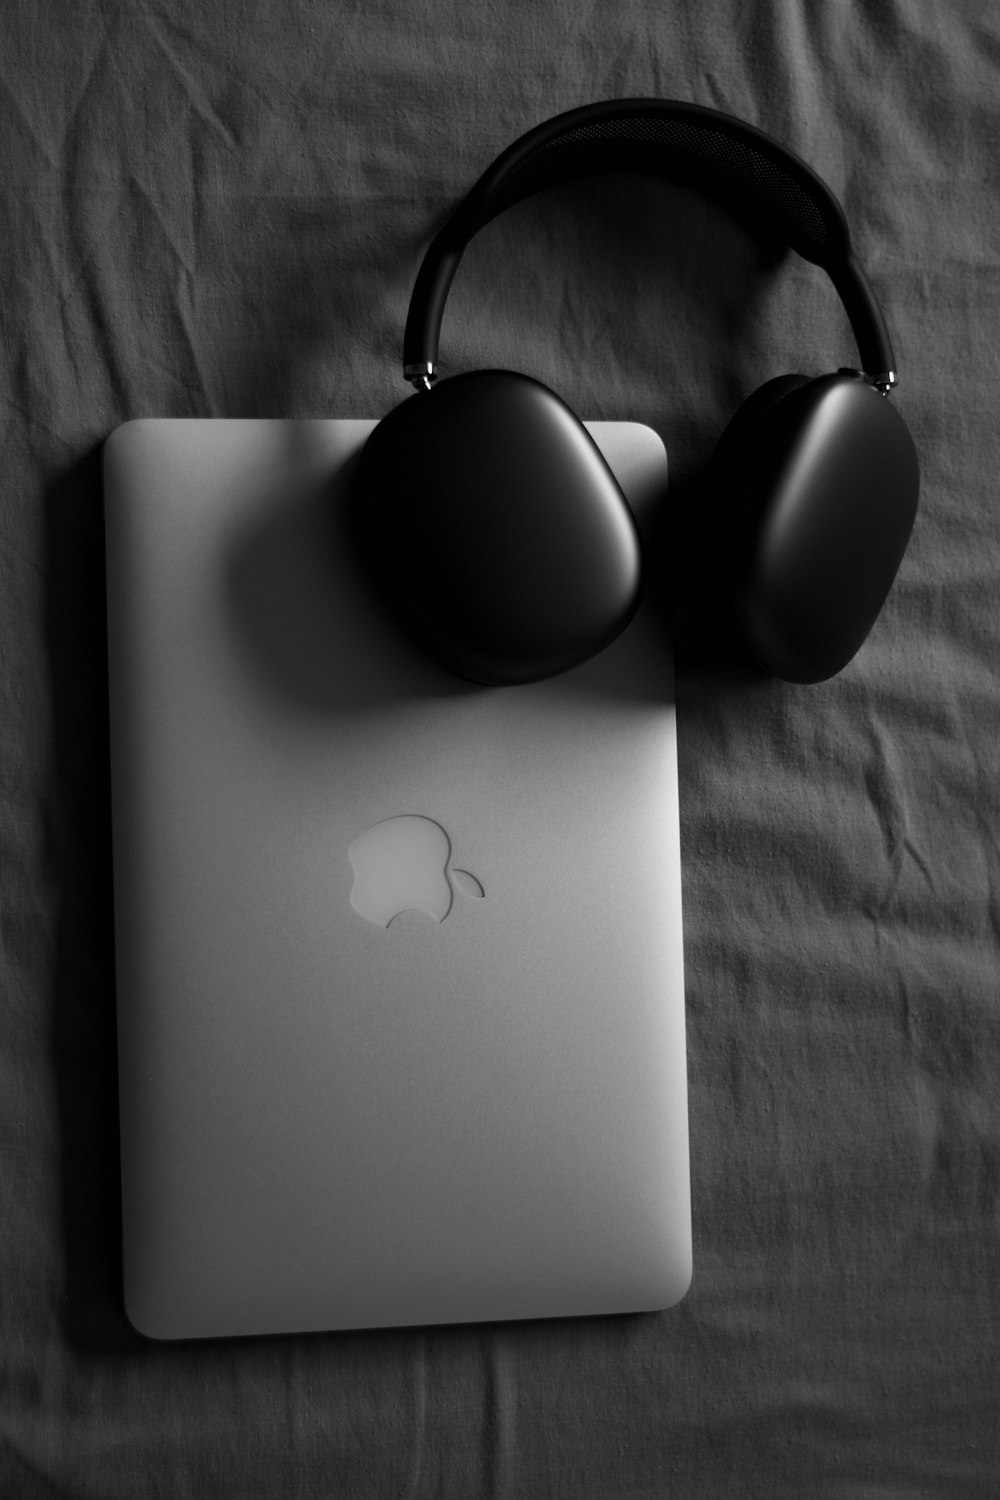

{"left": 1, "top": 2, "right": 998, "bottom": 1495}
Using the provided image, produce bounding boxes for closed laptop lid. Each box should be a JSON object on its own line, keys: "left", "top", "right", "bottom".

{"left": 103, "top": 417, "right": 690, "bottom": 1339}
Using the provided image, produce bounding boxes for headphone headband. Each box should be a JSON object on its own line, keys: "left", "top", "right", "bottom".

{"left": 402, "top": 99, "right": 897, "bottom": 390}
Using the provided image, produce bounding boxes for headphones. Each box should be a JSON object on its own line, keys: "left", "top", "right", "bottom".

{"left": 355, "top": 99, "right": 919, "bottom": 686}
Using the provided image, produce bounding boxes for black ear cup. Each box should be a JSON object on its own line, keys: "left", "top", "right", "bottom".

{"left": 354, "top": 370, "right": 643, "bottom": 685}
{"left": 705, "top": 371, "right": 920, "bottom": 682}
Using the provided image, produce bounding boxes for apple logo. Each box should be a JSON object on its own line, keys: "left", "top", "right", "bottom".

{"left": 348, "top": 815, "right": 485, "bottom": 927}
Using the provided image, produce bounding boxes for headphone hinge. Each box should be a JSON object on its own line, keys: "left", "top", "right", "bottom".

{"left": 840, "top": 366, "right": 898, "bottom": 398}
{"left": 405, "top": 361, "right": 437, "bottom": 393}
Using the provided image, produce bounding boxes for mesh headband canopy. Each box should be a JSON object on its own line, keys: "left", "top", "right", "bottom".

{"left": 402, "top": 99, "right": 895, "bottom": 381}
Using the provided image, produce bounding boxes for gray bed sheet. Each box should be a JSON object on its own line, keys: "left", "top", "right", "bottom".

{"left": 2, "top": 2, "right": 999, "bottom": 1495}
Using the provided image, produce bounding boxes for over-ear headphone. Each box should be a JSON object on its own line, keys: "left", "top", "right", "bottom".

{"left": 355, "top": 99, "right": 919, "bottom": 686}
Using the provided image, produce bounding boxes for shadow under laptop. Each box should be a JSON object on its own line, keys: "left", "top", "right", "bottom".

{"left": 44, "top": 445, "right": 143, "bottom": 1352}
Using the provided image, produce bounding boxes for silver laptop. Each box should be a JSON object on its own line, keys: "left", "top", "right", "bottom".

{"left": 103, "top": 416, "right": 690, "bottom": 1339}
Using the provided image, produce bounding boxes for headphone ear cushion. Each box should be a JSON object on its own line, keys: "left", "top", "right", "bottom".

{"left": 698, "top": 372, "right": 814, "bottom": 603}
{"left": 704, "top": 371, "right": 920, "bottom": 682}
{"left": 711, "top": 373, "right": 814, "bottom": 468}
